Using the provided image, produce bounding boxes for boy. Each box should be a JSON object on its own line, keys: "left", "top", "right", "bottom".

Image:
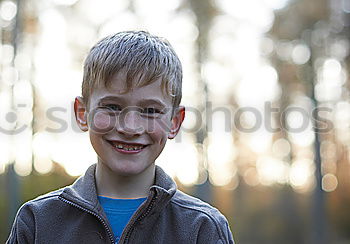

{"left": 7, "top": 31, "right": 234, "bottom": 243}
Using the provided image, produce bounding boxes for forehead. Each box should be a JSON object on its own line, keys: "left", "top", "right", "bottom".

{"left": 91, "top": 72, "right": 173, "bottom": 105}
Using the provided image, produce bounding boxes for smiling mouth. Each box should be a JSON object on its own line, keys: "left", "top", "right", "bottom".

{"left": 106, "top": 140, "right": 148, "bottom": 153}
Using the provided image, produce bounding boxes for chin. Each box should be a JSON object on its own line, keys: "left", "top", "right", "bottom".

{"left": 106, "top": 160, "right": 153, "bottom": 177}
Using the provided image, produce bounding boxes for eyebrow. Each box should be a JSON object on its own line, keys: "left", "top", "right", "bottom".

{"left": 139, "top": 99, "right": 167, "bottom": 108}
{"left": 98, "top": 96, "right": 123, "bottom": 102}
{"left": 98, "top": 96, "right": 167, "bottom": 107}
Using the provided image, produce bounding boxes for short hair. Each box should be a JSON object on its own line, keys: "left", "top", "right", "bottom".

{"left": 82, "top": 31, "right": 183, "bottom": 108}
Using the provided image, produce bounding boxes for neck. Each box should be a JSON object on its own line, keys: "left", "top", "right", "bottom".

{"left": 95, "top": 160, "right": 155, "bottom": 199}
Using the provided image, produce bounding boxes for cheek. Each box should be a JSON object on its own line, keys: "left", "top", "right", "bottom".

{"left": 146, "top": 118, "right": 171, "bottom": 143}
{"left": 88, "top": 111, "right": 116, "bottom": 133}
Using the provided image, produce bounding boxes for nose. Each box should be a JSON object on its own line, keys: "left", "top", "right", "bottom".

{"left": 116, "top": 110, "right": 145, "bottom": 136}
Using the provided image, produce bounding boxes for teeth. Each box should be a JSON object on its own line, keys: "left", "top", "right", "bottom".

{"left": 115, "top": 143, "right": 143, "bottom": 151}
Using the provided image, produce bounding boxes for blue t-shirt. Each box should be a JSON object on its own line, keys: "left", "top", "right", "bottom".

{"left": 98, "top": 196, "right": 146, "bottom": 243}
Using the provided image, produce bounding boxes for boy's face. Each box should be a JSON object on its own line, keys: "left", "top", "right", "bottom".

{"left": 74, "top": 72, "right": 185, "bottom": 177}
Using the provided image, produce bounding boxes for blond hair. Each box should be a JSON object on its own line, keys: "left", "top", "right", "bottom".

{"left": 82, "top": 31, "right": 182, "bottom": 108}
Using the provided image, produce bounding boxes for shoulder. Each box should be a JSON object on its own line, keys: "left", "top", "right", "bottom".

{"left": 10, "top": 187, "right": 69, "bottom": 229}
{"left": 171, "top": 189, "right": 226, "bottom": 221}
{"left": 31, "top": 188, "right": 64, "bottom": 202}
{"left": 170, "top": 190, "right": 233, "bottom": 242}
{"left": 6, "top": 188, "right": 67, "bottom": 244}
{"left": 21, "top": 188, "right": 65, "bottom": 209}
{"left": 14, "top": 187, "right": 68, "bottom": 221}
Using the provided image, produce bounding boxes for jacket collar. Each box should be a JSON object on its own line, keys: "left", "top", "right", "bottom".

{"left": 60, "top": 164, "right": 177, "bottom": 214}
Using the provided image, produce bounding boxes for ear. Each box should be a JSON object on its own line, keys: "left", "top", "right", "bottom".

{"left": 74, "top": 96, "right": 88, "bottom": 132}
{"left": 168, "top": 106, "right": 185, "bottom": 139}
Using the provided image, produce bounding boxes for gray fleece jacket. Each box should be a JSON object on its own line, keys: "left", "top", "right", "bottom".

{"left": 6, "top": 164, "right": 235, "bottom": 244}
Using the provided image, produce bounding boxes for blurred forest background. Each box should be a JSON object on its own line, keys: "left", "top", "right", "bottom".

{"left": 1, "top": 0, "right": 350, "bottom": 243}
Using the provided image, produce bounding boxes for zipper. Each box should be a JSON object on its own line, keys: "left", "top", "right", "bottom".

{"left": 122, "top": 192, "right": 158, "bottom": 243}
{"left": 58, "top": 196, "right": 115, "bottom": 244}
{"left": 136, "top": 195, "right": 157, "bottom": 222}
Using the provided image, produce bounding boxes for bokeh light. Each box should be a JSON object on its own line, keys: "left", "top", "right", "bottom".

{"left": 322, "top": 173, "right": 338, "bottom": 192}
{"left": 0, "top": 1, "right": 17, "bottom": 22}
